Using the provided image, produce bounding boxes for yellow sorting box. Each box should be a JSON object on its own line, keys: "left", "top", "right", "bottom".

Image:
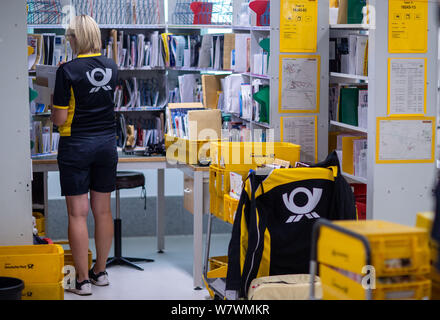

{"left": 209, "top": 164, "right": 251, "bottom": 222}
{"left": 224, "top": 194, "right": 239, "bottom": 224}
{"left": 317, "top": 220, "right": 431, "bottom": 277}
{"left": 21, "top": 281, "right": 64, "bottom": 300}
{"left": 210, "top": 141, "right": 301, "bottom": 169}
{"left": 55, "top": 241, "right": 92, "bottom": 270}
{"left": 165, "top": 134, "right": 216, "bottom": 165}
{"left": 0, "top": 245, "right": 64, "bottom": 284}
{"left": 319, "top": 264, "right": 431, "bottom": 300}
{"left": 32, "top": 212, "right": 45, "bottom": 237}
{"left": 203, "top": 256, "right": 228, "bottom": 299}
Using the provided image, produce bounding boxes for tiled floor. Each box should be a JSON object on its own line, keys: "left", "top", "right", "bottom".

{"left": 63, "top": 234, "right": 231, "bottom": 300}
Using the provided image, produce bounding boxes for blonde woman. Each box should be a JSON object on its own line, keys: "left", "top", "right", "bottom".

{"left": 51, "top": 15, "right": 118, "bottom": 296}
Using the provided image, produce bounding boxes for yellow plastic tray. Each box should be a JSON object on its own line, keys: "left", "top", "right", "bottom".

{"left": 203, "top": 256, "right": 228, "bottom": 299}
{"left": 0, "top": 245, "right": 64, "bottom": 284}
{"left": 32, "top": 212, "right": 45, "bottom": 237}
{"left": 54, "top": 241, "right": 92, "bottom": 270}
{"left": 317, "top": 220, "right": 431, "bottom": 277}
{"left": 224, "top": 194, "right": 239, "bottom": 224}
{"left": 210, "top": 141, "right": 301, "bottom": 169}
{"left": 320, "top": 263, "right": 431, "bottom": 300}
{"left": 209, "top": 164, "right": 251, "bottom": 222}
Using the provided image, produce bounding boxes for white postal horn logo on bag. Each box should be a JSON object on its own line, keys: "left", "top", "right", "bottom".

{"left": 283, "top": 187, "right": 322, "bottom": 223}
{"left": 86, "top": 68, "right": 112, "bottom": 93}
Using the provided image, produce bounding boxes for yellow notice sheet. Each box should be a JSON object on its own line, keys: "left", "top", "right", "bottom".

{"left": 388, "top": 0, "right": 428, "bottom": 53}
{"left": 281, "top": 116, "right": 318, "bottom": 163}
{"left": 280, "top": 0, "right": 318, "bottom": 53}
{"left": 376, "top": 117, "right": 435, "bottom": 163}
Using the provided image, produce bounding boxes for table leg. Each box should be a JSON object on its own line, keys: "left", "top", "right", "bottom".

{"left": 157, "top": 168, "right": 165, "bottom": 253}
{"left": 193, "top": 170, "right": 204, "bottom": 290}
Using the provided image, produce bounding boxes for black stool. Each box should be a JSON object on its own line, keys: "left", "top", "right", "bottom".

{"left": 106, "top": 171, "right": 154, "bottom": 271}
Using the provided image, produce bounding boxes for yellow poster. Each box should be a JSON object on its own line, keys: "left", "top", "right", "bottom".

{"left": 280, "top": 0, "right": 318, "bottom": 53}
{"left": 388, "top": 0, "right": 428, "bottom": 53}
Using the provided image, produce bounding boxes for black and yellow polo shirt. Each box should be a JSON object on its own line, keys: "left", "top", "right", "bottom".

{"left": 53, "top": 53, "right": 118, "bottom": 137}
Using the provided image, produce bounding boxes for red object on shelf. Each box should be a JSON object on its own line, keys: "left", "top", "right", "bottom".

{"left": 42, "top": 237, "right": 54, "bottom": 244}
{"left": 351, "top": 183, "right": 366, "bottom": 220}
{"left": 190, "top": 2, "right": 213, "bottom": 25}
{"left": 356, "top": 200, "right": 366, "bottom": 220}
{"left": 249, "top": 0, "right": 269, "bottom": 27}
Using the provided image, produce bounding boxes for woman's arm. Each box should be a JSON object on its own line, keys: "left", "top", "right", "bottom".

{"left": 50, "top": 106, "right": 68, "bottom": 126}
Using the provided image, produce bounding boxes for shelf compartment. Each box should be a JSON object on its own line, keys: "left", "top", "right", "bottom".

{"left": 329, "top": 24, "right": 370, "bottom": 30}
{"left": 330, "top": 72, "right": 368, "bottom": 81}
{"left": 330, "top": 121, "right": 368, "bottom": 133}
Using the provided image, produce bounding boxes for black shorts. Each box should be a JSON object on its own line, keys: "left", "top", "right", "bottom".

{"left": 57, "top": 134, "right": 118, "bottom": 196}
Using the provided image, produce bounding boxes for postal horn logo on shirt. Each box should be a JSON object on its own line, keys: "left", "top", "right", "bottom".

{"left": 86, "top": 68, "right": 112, "bottom": 93}
{"left": 283, "top": 187, "right": 322, "bottom": 223}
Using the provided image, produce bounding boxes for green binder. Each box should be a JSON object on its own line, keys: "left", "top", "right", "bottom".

{"left": 347, "top": 0, "right": 366, "bottom": 24}
{"left": 253, "top": 86, "right": 270, "bottom": 124}
{"left": 338, "top": 87, "right": 359, "bottom": 126}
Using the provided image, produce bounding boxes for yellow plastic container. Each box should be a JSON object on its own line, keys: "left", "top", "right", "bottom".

{"left": 210, "top": 141, "right": 301, "bottom": 169}
{"left": 320, "top": 264, "right": 431, "bottom": 300}
{"left": 54, "top": 241, "right": 92, "bottom": 270}
{"left": 21, "top": 281, "right": 64, "bottom": 300}
{"left": 317, "top": 220, "right": 431, "bottom": 277}
{"left": 224, "top": 194, "right": 239, "bottom": 224}
{"left": 209, "top": 165, "right": 252, "bottom": 221}
{"left": 32, "top": 212, "right": 45, "bottom": 237}
{"left": 165, "top": 134, "right": 215, "bottom": 165}
{"left": 203, "top": 256, "right": 228, "bottom": 299}
{"left": 0, "top": 245, "right": 64, "bottom": 284}
{"left": 416, "top": 212, "right": 434, "bottom": 231}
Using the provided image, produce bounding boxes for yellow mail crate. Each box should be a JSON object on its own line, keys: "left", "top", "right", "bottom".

{"left": 224, "top": 194, "right": 240, "bottom": 224}
{"left": 0, "top": 245, "right": 64, "bottom": 284}
{"left": 209, "top": 164, "right": 252, "bottom": 221}
{"left": 32, "top": 212, "right": 45, "bottom": 237}
{"left": 203, "top": 256, "right": 228, "bottom": 299}
{"left": 320, "top": 264, "right": 431, "bottom": 300}
{"left": 317, "top": 220, "right": 431, "bottom": 277}
{"left": 54, "top": 241, "right": 92, "bottom": 270}
{"left": 210, "top": 141, "right": 301, "bottom": 169}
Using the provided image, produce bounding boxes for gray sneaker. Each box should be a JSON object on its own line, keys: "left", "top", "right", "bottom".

{"left": 89, "top": 268, "right": 110, "bottom": 286}
{"left": 66, "top": 279, "right": 92, "bottom": 296}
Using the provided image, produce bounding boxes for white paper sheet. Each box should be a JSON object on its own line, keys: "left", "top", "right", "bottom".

{"left": 280, "top": 57, "right": 319, "bottom": 112}
{"left": 281, "top": 116, "right": 317, "bottom": 163}
{"left": 389, "top": 58, "right": 426, "bottom": 115}
{"left": 378, "top": 118, "right": 433, "bottom": 162}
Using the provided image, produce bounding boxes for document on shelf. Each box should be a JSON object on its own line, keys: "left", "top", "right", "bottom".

{"left": 280, "top": 116, "right": 317, "bottom": 163}
{"left": 279, "top": 55, "right": 320, "bottom": 112}
{"left": 388, "top": 58, "right": 426, "bottom": 116}
{"left": 280, "top": 0, "right": 318, "bottom": 53}
{"left": 377, "top": 117, "right": 435, "bottom": 163}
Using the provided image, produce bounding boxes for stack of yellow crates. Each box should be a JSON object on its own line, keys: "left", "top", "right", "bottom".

{"left": 315, "top": 220, "right": 432, "bottom": 300}
{"left": 416, "top": 212, "right": 440, "bottom": 300}
{"left": 0, "top": 244, "right": 64, "bottom": 300}
{"left": 209, "top": 141, "right": 301, "bottom": 224}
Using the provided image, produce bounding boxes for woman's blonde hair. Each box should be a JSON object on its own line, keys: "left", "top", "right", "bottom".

{"left": 67, "top": 15, "right": 101, "bottom": 55}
